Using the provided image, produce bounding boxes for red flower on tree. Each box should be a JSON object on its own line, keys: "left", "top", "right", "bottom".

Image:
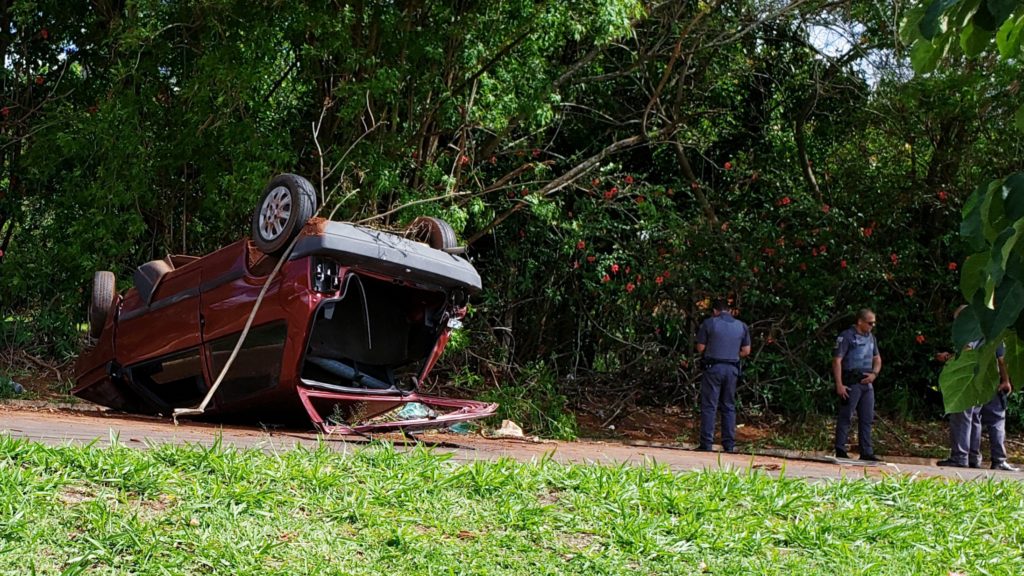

{"left": 890, "top": 253, "right": 899, "bottom": 265}
{"left": 915, "top": 334, "right": 926, "bottom": 345}
{"left": 937, "top": 190, "right": 948, "bottom": 202}
{"left": 625, "top": 282, "right": 636, "bottom": 293}
{"left": 862, "top": 227, "right": 873, "bottom": 237}
{"left": 610, "top": 263, "right": 620, "bottom": 274}
{"left": 34, "top": 75, "right": 44, "bottom": 85}
{"left": 576, "top": 240, "right": 586, "bottom": 250}
{"left": 906, "top": 288, "right": 915, "bottom": 297}
{"left": 655, "top": 275, "right": 664, "bottom": 285}
{"left": 532, "top": 148, "right": 541, "bottom": 157}
{"left": 624, "top": 175, "right": 634, "bottom": 184}
{"left": 840, "top": 260, "right": 848, "bottom": 269}
{"left": 821, "top": 204, "right": 830, "bottom": 213}
{"left": 776, "top": 196, "right": 791, "bottom": 207}
{"left": 948, "top": 262, "right": 958, "bottom": 271}
{"left": 601, "top": 274, "right": 611, "bottom": 283}
{"left": 724, "top": 161, "right": 733, "bottom": 170}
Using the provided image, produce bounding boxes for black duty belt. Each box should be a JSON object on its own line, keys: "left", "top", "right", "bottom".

{"left": 702, "top": 358, "right": 741, "bottom": 369}
{"left": 843, "top": 370, "right": 871, "bottom": 382}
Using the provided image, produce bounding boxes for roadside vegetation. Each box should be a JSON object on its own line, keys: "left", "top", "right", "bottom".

{"left": 4, "top": 1, "right": 1024, "bottom": 438}
{"left": 0, "top": 436, "right": 1022, "bottom": 575}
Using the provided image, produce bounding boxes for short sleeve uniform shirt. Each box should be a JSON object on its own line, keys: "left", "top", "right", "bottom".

{"left": 696, "top": 314, "right": 751, "bottom": 361}
{"left": 834, "top": 326, "right": 878, "bottom": 373}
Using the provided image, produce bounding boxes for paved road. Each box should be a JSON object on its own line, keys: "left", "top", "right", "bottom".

{"left": 1, "top": 403, "right": 1019, "bottom": 481}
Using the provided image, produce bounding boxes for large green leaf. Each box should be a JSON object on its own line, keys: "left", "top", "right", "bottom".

{"left": 960, "top": 184, "right": 987, "bottom": 251}
{"left": 981, "top": 179, "right": 1008, "bottom": 242}
{"left": 910, "top": 39, "right": 941, "bottom": 73}
{"left": 939, "top": 339, "right": 1001, "bottom": 413}
{"left": 1003, "top": 173, "right": 1024, "bottom": 219}
{"left": 961, "top": 21, "right": 994, "bottom": 55}
{"left": 953, "top": 303, "right": 984, "bottom": 347}
{"left": 985, "top": 0, "right": 1020, "bottom": 29}
{"left": 901, "top": 6, "right": 930, "bottom": 44}
{"left": 982, "top": 227, "right": 1014, "bottom": 293}
{"left": 998, "top": 219, "right": 1024, "bottom": 271}
{"left": 996, "top": 12, "right": 1024, "bottom": 56}
{"left": 986, "top": 277, "right": 1024, "bottom": 340}
{"left": 921, "top": 0, "right": 967, "bottom": 39}
{"left": 960, "top": 251, "right": 989, "bottom": 301}
{"left": 1002, "top": 331, "right": 1024, "bottom": 392}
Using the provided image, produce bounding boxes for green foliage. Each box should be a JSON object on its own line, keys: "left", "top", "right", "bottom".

{"left": 480, "top": 362, "right": 578, "bottom": 440}
{"left": 906, "top": 0, "right": 1024, "bottom": 412}
{"left": 3, "top": 437, "right": 1024, "bottom": 573}
{"left": 3, "top": 0, "right": 1024, "bottom": 428}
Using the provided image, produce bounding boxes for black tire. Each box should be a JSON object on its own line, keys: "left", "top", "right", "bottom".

{"left": 251, "top": 173, "right": 318, "bottom": 255}
{"left": 407, "top": 216, "right": 458, "bottom": 251}
{"left": 88, "top": 271, "right": 116, "bottom": 339}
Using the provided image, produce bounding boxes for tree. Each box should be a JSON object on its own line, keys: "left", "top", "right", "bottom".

{"left": 905, "top": 0, "right": 1024, "bottom": 412}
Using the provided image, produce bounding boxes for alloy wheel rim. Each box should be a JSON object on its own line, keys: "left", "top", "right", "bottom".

{"left": 259, "top": 186, "right": 292, "bottom": 240}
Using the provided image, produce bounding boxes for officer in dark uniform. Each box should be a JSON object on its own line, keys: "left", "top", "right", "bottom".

{"left": 936, "top": 306, "right": 1019, "bottom": 471}
{"left": 832, "top": 308, "right": 882, "bottom": 461}
{"left": 695, "top": 299, "right": 751, "bottom": 452}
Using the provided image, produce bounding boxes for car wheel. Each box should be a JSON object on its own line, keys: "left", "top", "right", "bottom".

{"left": 88, "top": 271, "right": 115, "bottom": 339}
{"left": 407, "top": 216, "right": 458, "bottom": 251}
{"left": 251, "top": 173, "right": 317, "bottom": 255}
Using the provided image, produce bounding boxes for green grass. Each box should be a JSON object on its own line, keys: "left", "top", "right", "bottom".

{"left": 1, "top": 436, "right": 1023, "bottom": 575}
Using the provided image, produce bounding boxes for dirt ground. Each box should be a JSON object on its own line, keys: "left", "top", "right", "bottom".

{"left": 1, "top": 353, "right": 1019, "bottom": 472}
{"left": 3, "top": 401, "right": 1022, "bottom": 482}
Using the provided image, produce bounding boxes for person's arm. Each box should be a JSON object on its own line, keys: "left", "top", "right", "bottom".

{"left": 833, "top": 357, "right": 848, "bottom": 400}
{"left": 863, "top": 354, "right": 881, "bottom": 384}
{"left": 695, "top": 320, "right": 708, "bottom": 355}
{"left": 739, "top": 323, "right": 752, "bottom": 358}
{"left": 998, "top": 356, "right": 1012, "bottom": 394}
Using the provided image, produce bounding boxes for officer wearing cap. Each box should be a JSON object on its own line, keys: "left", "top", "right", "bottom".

{"left": 695, "top": 299, "right": 751, "bottom": 452}
{"left": 832, "top": 308, "right": 882, "bottom": 461}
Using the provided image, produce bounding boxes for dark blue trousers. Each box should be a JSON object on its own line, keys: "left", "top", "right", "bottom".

{"left": 700, "top": 364, "right": 739, "bottom": 451}
{"left": 834, "top": 381, "right": 875, "bottom": 456}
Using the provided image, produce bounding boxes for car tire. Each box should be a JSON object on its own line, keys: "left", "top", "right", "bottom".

{"left": 407, "top": 216, "right": 458, "bottom": 251}
{"left": 251, "top": 173, "right": 318, "bottom": 256}
{"left": 88, "top": 271, "right": 116, "bottom": 339}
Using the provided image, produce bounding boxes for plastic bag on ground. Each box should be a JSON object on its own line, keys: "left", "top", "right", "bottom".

{"left": 397, "top": 402, "right": 435, "bottom": 419}
{"left": 493, "top": 419, "right": 524, "bottom": 438}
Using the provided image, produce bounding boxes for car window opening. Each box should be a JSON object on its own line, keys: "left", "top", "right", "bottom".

{"left": 301, "top": 272, "right": 447, "bottom": 394}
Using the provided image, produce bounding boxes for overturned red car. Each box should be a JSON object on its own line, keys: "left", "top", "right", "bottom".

{"left": 74, "top": 173, "right": 496, "bottom": 433}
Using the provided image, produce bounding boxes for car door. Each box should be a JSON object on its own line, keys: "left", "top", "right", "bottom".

{"left": 117, "top": 263, "right": 207, "bottom": 410}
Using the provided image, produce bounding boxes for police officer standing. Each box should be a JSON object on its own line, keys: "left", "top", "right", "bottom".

{"left": 832, "top": 308, "right": 882, "bottom": 461}
{"left": 695, "top": 299, "right": 751, "bottom": 452}
{"left": 936, "top": 305, "right": 1019, "bottom": 471}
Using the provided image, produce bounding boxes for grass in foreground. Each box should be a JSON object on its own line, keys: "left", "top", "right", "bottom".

{"left": 0, "top": 436, "right": 1023, "bottom": 575}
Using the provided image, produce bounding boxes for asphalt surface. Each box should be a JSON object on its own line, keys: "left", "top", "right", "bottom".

{"left": 1, "top": 402, "right": 1020, "bottom": 482}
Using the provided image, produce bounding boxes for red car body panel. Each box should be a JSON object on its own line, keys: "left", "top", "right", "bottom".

{"left": 74, "top": 220, "right": 497, "bottom": 431}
